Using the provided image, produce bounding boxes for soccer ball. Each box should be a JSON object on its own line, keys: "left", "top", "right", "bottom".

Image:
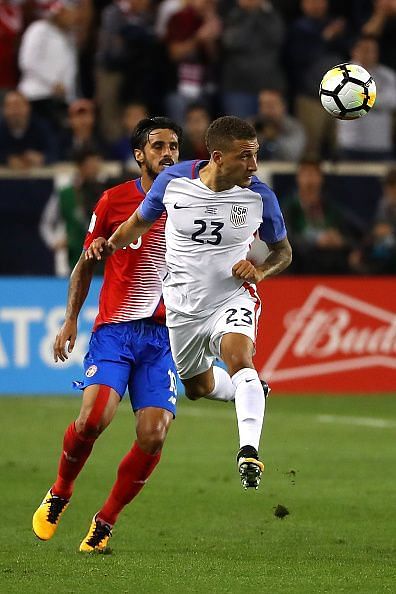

{"left": 319, "top": 63, "right": 376, "bottom": 120}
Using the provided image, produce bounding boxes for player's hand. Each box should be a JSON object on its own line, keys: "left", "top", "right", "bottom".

{"left": 53, "top": 319, "right": 78, "bottom": 363}
{"left": 85, "top": 237, "right": 116, "bottom": 260}
{"left": 232, "top": 260, "right": 263, "bottom": 284}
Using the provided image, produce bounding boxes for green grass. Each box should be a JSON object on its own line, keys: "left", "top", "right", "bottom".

{"left": 1, "top": 394, "right": 396, "bottom": 593}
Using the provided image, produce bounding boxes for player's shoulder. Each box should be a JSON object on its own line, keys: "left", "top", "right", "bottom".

{"left": 104, "top": 179, "right": 143, "bottom": 203}
{"left": 249, "top": 175, "right": 278, "bottom": 201}
{"left": 157, "top": 160, "right": 206, "bottom": 185}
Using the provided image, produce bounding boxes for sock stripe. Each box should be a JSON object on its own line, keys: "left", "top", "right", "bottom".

{"left": 85, "top": 385, "right": 111, "bottom": 429}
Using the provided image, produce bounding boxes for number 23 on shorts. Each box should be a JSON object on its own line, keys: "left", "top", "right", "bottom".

{"left": 225, "top": 307, "right": 253, "bottom": 326}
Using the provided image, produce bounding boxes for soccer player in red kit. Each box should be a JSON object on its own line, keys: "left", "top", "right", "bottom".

{"left": 32, "top": 117, "right": 182, "bottom": 552}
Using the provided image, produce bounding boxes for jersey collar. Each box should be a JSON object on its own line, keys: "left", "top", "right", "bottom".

{"left": 135, "top": 177, "right": 145, "bottom": 196}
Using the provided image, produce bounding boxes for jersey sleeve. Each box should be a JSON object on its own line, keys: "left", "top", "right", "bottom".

{"left": 257, "top": 185, "right": 287, "bottom": 244}
{"left": 83, "top": 192, "right": 111, "bottom": 250}
{"left": 138, "top": 170, "right": 172, "bottom": 221}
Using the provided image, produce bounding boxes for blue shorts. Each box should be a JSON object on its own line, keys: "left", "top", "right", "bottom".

{"left": 75, "top": 320, "right": 178, "bottom": 416}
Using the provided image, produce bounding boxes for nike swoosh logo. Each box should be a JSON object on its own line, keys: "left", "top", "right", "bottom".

{"left": 173, "top": 203, "right": 192, "bottom": 209}
{"left": 245, "top": 379, "right": 255, "bottom": 383}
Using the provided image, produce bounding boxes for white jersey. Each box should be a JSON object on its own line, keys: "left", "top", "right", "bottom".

{"left": 139, "top": 160, "right": 287, "bottom": 318}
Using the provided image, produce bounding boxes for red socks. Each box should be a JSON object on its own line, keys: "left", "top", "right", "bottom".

{"left": 98, "top": 441, "right": 161, "bottom": 526}
{"left": 51, "top": 426, "right": 161, "bottom": 527}
{"left": 52, "top": 422, "right": 96, "bottom": 500}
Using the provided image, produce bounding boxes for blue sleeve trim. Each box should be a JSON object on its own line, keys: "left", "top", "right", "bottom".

{"left": 138, "top": 161, "right": 202, "bottom": 221}
{"left": 250, "top": 177, "right": 287, "bottom": 244}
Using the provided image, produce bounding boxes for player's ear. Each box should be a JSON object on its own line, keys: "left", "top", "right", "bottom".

{"left": 134, "top": 148, "right": 144, "bottom": 165}
{"left": 212, "top": 150, "right": 223, "bottom": 165}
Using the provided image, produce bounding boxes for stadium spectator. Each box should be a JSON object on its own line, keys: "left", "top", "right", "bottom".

{"left": 60, "top": 98, "right": 108, "bottom": 160}
{"left": 110, "top": 101, "right": 149, "bottom": 167}
{"left": 221, "top": 0, "right": 285, "bottom": 119}
{"left": 0, "top": 0, "right": 23, "bottom": 103}
{"left": 250, "top": 89, "right": 306, "bottom": 161}
{"left": 87, "top": 116, "right": 292, "bottom": 492}
{"left": 0, "top": 90, "right": 58, "bottom": 168}
{"left": 335, "top": 35, "right": 396, "bottom": 162}
{"left": 362, "top": 0, "right": 396, "bottom": 72}
{"left": 179, "top": 102, "right": 210, "bottom": 160}
{"left": 155, "top": 0, "right": 182, "bottom": 39}
{"left": 164, "top": 0, "right": 222, "bottom": 124}
{"left": 32, "top": 117, "right": 182, "bottom": 553}
{"left": 349, "top": 167, "right": 396, "bottom": 274}
{"left": 95, "top": 0, "right": 161, "bottom": 142}
{"left": 285, "top": 0, "right": 349, "bottom": 159}
{"left": 39, "top": 149, "right": 109, "bottom": 275}
{"left": 18, "top": 0, "right": 80, "bottom": 133}
{"left": 282, "top": 159, "right": 352, "bottom": 273}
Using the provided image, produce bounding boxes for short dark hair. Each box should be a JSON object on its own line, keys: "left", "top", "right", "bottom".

{"left": 205, "top": 116, "right": 256, "bottom": 153}
{"left": 72, "top": 147, "right": 102, "bottom": 165}
{"left": 131, "top": 117, "right": 183, "bottom": 152}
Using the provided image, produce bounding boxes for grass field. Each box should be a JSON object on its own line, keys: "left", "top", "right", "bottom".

{"left": 1, "top": 394, "right": 395, "bottom": 593}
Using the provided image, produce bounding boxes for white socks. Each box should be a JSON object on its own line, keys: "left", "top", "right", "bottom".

{"left": 204, "top": 366, "right": 236, "bottom": 402}
{"left": 232, "top": 368, "right": 265, "bottom": 451}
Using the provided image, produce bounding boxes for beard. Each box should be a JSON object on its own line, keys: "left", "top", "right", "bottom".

{"left": 145, "top": 162, "right": 159, "bottom": 181}
{"left": 144, "top": 158, "right": 175, "bottom": 181}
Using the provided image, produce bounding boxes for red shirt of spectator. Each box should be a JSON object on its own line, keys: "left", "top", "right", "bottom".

{"left": 0, "top": 2, "right": 23, "bottom": 88}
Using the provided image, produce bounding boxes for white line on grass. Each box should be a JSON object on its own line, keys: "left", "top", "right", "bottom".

{"left": 317, "top": 414, "right": 396, "bottom": 429}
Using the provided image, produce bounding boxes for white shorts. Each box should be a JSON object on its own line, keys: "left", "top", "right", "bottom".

{"left": 166, "top": 289, "right": 261, "bottom": 380}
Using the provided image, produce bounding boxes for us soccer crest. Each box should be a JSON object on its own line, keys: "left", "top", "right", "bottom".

{"left": 230, "top": 204, "right": 248, "bottom": 227}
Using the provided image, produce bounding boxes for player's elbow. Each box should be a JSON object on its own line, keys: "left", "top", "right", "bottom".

{"left": 284, "top": 243, "right": 293, "bottom": 269}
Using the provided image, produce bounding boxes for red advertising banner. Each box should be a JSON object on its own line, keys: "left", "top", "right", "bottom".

{"left": 254, "top": 277, "right": 396, "bottom": 393}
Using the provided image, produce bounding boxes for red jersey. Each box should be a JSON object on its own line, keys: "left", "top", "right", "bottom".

{"left": 83, "top": 178, "right": 167, "bottom": 330}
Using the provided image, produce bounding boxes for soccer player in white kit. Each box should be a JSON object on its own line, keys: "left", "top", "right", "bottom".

{"left": 87, "top": 116, "right": 292, "bottom": 489}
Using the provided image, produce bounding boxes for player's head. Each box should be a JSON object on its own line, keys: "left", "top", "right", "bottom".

{"left": 205, "top": 116, "right": 259, "bottom": 188}
{"left": 131, "top": 117, "right": 182, "bottom": 180}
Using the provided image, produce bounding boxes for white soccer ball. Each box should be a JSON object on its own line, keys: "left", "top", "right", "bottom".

{"left": 319, "top": 63, "right": 376, "bottom": 120}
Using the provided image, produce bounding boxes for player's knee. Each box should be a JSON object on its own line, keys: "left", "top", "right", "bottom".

{"left": 226, "top": 355, "right": 254, "bottom": 377}
{"left": 75, "top": 414, "right": 107, "bottom": 439}
{"left": 137, "top": 425, "right": 167, "bottom": 454}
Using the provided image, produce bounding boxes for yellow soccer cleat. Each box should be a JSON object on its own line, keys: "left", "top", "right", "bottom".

{"left": 79, "top": 515, "right": 112, "bottom": 552}
{"left": 32, "top": 489, "right": 69, "bottom": 540}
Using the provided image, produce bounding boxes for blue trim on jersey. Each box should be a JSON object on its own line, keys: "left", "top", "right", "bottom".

{"left": 250, "top": 176, "right": 287, "bottom": 244}
{"left": 135, "top": 177, "right": 144, "bottom": 195}
{"left": 138, "top": 160, "right": 206, "bottom": 222}
{"left": 138, "top": 163, "right": 287, "bottom": 245}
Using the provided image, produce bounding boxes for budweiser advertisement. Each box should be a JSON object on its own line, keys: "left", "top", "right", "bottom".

{"left": 254, "top": 277, "right": 396, "bottom": 393}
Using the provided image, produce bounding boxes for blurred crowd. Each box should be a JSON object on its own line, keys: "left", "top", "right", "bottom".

{"left": 1, "top": 0, "right": 396, "bottom": 275}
